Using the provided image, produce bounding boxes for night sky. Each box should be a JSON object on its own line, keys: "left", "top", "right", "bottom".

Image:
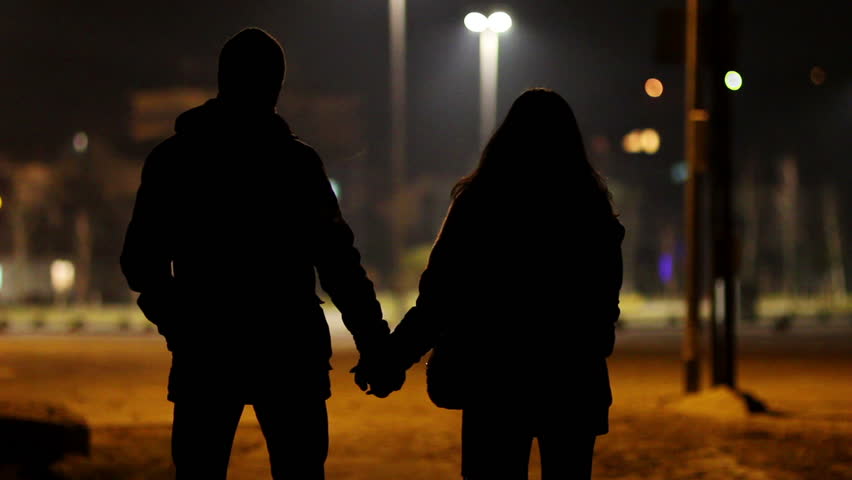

{"left": 1, "top": 0, "right": 849, "bottom": 206}
{"left": 0, "top": 0, "right": 849, "bottom": 295}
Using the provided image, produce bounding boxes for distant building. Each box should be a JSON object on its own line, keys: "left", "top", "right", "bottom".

{"left": 130, "top": 88, "right": 216, "bottom": 144}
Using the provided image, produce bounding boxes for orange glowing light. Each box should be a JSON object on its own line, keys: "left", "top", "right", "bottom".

{"left": 639, "top": 128, "right": 661, "bottom": 154}
{"left": 645, "top": 78, "right": 664, "bottom": 98}
{"left": 622, "top": 130, "right": 642, "bottom": 154}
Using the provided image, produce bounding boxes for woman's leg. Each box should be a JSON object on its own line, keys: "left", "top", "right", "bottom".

{"left": 538, "top": 432, "right": 596, "bottom": 480}
{"left": 461, "top": 407, "right": 533, "bottom": 480}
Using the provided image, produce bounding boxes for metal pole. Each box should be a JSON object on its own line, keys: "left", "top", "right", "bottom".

{"left": 709, "top": 0, "right": 737, "bottom": 388}
{"left": 683, "top": 0, "right": 703, "bottom": 394}
{"left": 389, "top": 0, "right": 407, "bottom": 290}
{"left": 479, "top": 30, "right": 499, "bottom": 148}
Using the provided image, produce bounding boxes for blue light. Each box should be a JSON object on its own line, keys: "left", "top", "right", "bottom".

{"left": 658, "top": 253, "right": 674, "bottom": 285}
{"left": 671, "top": 162, "right": 688, "bottom": 184}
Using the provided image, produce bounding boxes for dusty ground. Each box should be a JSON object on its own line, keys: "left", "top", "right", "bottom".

{"left": 0, "top": 328, "right": 850, "bottom": 479}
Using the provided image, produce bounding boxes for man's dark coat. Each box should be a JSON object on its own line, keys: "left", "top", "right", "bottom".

{"left": 120, "top": 98, "right": 388, "bottom": 403}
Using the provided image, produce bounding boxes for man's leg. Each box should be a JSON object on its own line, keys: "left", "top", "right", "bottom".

{"left": 538, "top": 432, "right": 596, "bottom": 480}
{"left": 171, "top": 401, "right": 244, "bottom": 480}
{"left": 254, "top": 399, "right": 329, "bottom": 480}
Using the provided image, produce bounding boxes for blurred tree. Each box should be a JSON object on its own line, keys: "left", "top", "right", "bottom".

{"left": 774, "top": 155, "right": 799, "bottom": 296}
{"left": 609, "top": 180, "right": 641, "bottom": 294}
{"left": 0, "top": 159, "right": 57, "bottom": 300}
{"left": 735, "top": 157, "right": 760, "bottom": 321}
{"left": 822, "top": 185, "right": 847, "bottom": 302}
{"left": 55, "top": 137, "right": 139, "bottom": 304}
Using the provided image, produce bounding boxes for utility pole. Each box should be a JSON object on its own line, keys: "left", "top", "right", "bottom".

{"left": 708, "top": 0, "right": 737, "bottom": 388}
{"left": 682, "top": 0, "right": 707, "bottom": 394}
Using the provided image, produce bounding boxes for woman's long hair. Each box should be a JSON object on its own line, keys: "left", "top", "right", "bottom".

{"left": 452, "top": 88, "right": 615, "bottom": 217}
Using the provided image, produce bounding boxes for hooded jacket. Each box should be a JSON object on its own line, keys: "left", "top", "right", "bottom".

{"left": 120, "top": 98, "right": 388, "bottom": 402}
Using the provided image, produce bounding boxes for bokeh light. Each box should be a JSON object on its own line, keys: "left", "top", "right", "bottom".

{"left": 671, "top": 162, "right": 688, "bottom": 184}
{"left": 488, "top": 12, "right": 513, "bottom": 33}
{"left": 622, "top": 130, "right": 642, "bottom": 154}
{"left": 658, "top": 253, "right": 674, "bottom": 284}
{"left": 645, "top": 78, "right": 664, "bottom": 98}
{"left": 639, "top": 128, "right": 661, "bottom": 154}
{"left": 464, "top": 12, "right": 488, "bottom": 33}
{"left": 72, "top": 131, "right": 89, "bottom": 154}
{"left": 50, "top": 260, "right": 76, "bottom": 294}
{"left": 810, "top": 66, "right": 826, "bottom": 86}
{"left": 724, "top": 71, "right": 743, "bottom": 91}
{"left": 590, "top": 135, "right": 610, "bottom": 156}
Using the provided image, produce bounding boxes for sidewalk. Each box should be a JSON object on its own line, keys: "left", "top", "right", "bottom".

{"left": 0, "top": 334, "right": 848, "bottom": 479}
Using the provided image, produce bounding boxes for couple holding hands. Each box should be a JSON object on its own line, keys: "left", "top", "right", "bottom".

{"left": 121, "top": 27, "right": 623, "bottom": 480}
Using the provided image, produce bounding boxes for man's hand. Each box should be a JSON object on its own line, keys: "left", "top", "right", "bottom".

{"left": 365, "top": 366, "right": 406, "bottom": 398}
{"left": 350, "top": 358, "right": 406, "bottom": 398}
{"left": 137, "top": 289, "right": 184, "bottom": 351}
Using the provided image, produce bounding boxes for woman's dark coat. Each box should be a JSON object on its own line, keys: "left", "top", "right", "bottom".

{"left": 392, "top": 182, "right": 624, "bottom": 435}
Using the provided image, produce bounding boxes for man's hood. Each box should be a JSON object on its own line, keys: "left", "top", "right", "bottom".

{"left": 174, "top": 97, "right": 293, "bottom": 137}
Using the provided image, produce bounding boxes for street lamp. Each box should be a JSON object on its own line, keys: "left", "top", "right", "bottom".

{"left": 389, "top": 0, "right": 406, "bottom": 191}
{"left": 465, "top": 11, "right": 512, "bottom": 147}
{"left": 388, "top": 0, "right": 407, "bottom": 294}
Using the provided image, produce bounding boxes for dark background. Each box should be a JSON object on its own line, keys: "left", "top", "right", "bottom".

{"left": 0, "top": 0, "right": 849, "bottom": 301}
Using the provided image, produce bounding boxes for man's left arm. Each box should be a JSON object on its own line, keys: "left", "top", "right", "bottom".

{"left": 120, "top": 145, "right": 179, "bottom": 347}
{"left": 301, "top": 144, "right": 389, "bottom": 353}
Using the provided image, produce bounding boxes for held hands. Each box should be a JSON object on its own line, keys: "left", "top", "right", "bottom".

{"left": 350, "top": 362, "right": 405, "bottom": 398}
{"left": 350, "top": 339, "right": 406, "bottom": 398}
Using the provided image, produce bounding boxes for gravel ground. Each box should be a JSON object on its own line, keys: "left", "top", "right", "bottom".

{"left": 0, "top": 329, "right": 850, "bottom": 480}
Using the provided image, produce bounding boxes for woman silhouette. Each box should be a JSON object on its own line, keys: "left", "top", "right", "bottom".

{"left": 390, "top": 88, "right": 625, "bottom": 479}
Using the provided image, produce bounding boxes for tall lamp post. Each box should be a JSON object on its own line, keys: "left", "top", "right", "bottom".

{"left": 389, "top": 0, "right": 406, "bottom": 297}
{"left": 464, "top": 11, "right": 512, "bottom": 148}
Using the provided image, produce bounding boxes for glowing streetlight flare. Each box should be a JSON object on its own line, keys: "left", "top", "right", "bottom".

{"left": 645, "top": 78, "right": 664, "bottom": 98}
{"left": 465, "top": 11, "right": 512, "bottom": 33}
{"left": 72, "top": 131, "right": 89, "bottom": 154}
{"left": 465, "top": 11, "right": 512, "bottom": 147}
{"left": 724, "top": 71, "right": 743, "bottom": 91}
{"left": 488, "top": 12, "right": 512, "bottom": 33}
{"left": 464, "top": 12, "right": 488, "bottom": 32}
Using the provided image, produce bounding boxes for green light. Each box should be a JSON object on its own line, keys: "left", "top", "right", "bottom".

{"left": 329, "top": 179, "right": 341, "bottom": 200}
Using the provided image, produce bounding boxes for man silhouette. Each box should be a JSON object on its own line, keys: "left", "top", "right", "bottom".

{"left": 120, "top": 27, "right": 400, "bottom": 479}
